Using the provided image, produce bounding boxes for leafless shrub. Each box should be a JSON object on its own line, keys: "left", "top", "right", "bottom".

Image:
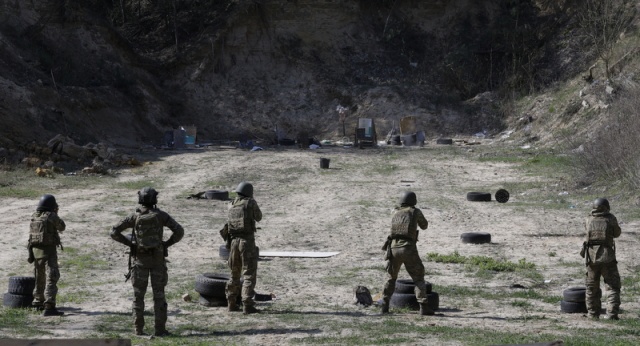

{"left": 574, "top": 87, "right": 640, "bottom": 188}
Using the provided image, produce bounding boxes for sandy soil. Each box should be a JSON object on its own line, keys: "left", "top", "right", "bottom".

{"left": 1, "top": 141, "right": 639, "bottom": 344}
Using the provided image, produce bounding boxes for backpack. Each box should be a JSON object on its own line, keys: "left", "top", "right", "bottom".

{"left": 29, "top": 212, "right": 57, "bottom": 246}
{"left": 228, "top": 199, "right": 249, "bottom": 236}
{"left": 134, "top": 211, "right": 163, "bottom": 249}
{"left": 587, "top": 215, "right": 611, "bottom": 246}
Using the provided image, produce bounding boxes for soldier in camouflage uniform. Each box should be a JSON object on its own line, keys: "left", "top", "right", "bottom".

{"left": 225, "top": 182, "right": 262, "bottom": 314}
{"left": 111, "top": 187, "right": 184, "bottom": 336}
{"left": 380, "top": 191, "right": 433, "bottom": 316}
{"left": 29, "top": 194, "right": 66, "bottom": 316}
{"left": 581, "top": 197, "right": 621, "bottom": 320}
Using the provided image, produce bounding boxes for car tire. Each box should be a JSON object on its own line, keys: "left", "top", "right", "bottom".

{"left": 389, "top": 292, "right": 419, "bottom": 310}
{"left": 560, "top": 299, "right": 587, "bottom": 313}
{"left": 563, "top": 287, "right": 586, "bottom": 303}
{"left": 460, "top": 232, "right": 491, "bottom": 244}
{"left": 466, "top": 192, "right": 492, "bottom": 202}
{"left": 3, "top": 293, "right": 33, "bottom": 308}
{"left": 436, "top": 138, "right": 453, "bottom": 145}
{"left": 7, "top": 276, "right": 36, "bottom": 295}
{"left": 194, "top": 273, "right": 230, "bottom": 298}
{"left": 495, "top": 189, "right": 510, "bottom": 203}
{"left": 394, "top": 279, "right": 432, "bottom": 294}
{"left": 205, "top": 190, "right": 229, "bottom": 201}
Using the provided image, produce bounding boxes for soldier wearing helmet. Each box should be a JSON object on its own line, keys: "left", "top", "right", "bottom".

{"left": 581, "top": 197, "right": 621, "bottom": 320}
{"left": 111, "top": 187, "right": 184, "bottom": 336}
{"left": 29, "top": 194, "right": 66, "bottom": 316}
{"left": 224, "top": 182, "right": 262, "bottom": 314}
{"left": 380, "top": 191, "right": 432, "bottom": 316}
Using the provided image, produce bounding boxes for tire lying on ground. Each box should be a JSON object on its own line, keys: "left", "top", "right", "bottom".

{"left": 560, "top": 299, "right": 587, "bottom": 313}
{"left": 466, "top": 192, "right": 492, "bottom": 202}
{"left": 495, "top": 189, "right": 510, "bottom": 203}
{"left": 194, "top": 273, "right": 230, "bottom": 298}
{"left": 563, "top": 286, "right": 586, "bottom": 302}
{"left": 7, "top": 276, "right": 36, "bottom": 295}
{"left": 3, "top": 293, "right": 34, "bottom": 308}
{"left": 394, "top": 279, "right": 432, "bottom": 294}
{"left": 205, "top": 190, "right": 229, "bottom": 201}
{"left": 389, "top": 292, "right": 439, "bottom": 311}
{"left": 460, "top": 232, "right": 492, "bottom": 244}
{"left": 436, "top": 138, "right": 453, "bottom": 145}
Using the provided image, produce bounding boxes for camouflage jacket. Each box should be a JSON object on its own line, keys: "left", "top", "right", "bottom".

{"left": 30, "top": 211, "right": 65, "bottom": 259}
{"left": 584, "top": 210, "right": 621, "bottom": 264}
{"left": 390, "top": 206, "right": 428, "bottom": 248}
{"left": 228, "top": 196, "right": 262, "bottom": 240}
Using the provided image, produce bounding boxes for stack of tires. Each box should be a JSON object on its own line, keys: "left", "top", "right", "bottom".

{"left": 560, "top": 286, "right": 587, "bottom": 313}
{"left": 3, "top": 276, "right": 35, "bottom": 308}
{"left": 389, "top": 279, "right": 439, "bottom": 311}
{"left": 194, "top": 273, "right": 236, "bottom": 307}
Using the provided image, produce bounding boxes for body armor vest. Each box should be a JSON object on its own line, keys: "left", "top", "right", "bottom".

{"left": 135, "top": 211, "right": 163, "bottom": 249}
{"left": 587, "top": 215, "right": 613, "bottom": 246}
{"left": 228, "top": 199, "right": 250, "bottom": 236}
{"left": 390, "top": 207, "right": 417, "bottom": 241}
{"left": 29, "top": 212, "right": 57, "bottom": 246}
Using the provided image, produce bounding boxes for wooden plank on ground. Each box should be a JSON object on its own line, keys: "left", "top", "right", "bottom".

{"left": 259, "top": 251, "right": 340, "bottom": 258}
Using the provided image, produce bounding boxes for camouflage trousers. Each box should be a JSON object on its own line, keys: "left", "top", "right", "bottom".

{"left": 226, "top": 237, "right": 258, "bottom": 307}
{"left": 382, "top": 245, "right": 427, "bottom": 305}
{"left": 131, "top": 264, "right": 168, "bottom": 332}
{"left": 33, "top": 253, "right": 60, "bottom": 308}
{"left": 586, "top": 262, "right": 621, "bottom": 317}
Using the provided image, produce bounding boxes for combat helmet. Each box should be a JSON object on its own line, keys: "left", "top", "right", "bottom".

{"left": 236, "top": 182, "right": 253, "bottom": 198}
{"left": 593, "top": 197, "right": 610, "bottom": 212}
{"left": 400, "top": 191, "right": 417, "bottom": 206}
{"left": 37, "top": 194, "right": 58, "bottom": 212}
{"left": 138, "top": 187, "right": 158, "bottom": 206}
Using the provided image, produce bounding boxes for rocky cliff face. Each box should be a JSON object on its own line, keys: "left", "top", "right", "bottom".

{"left": 0, "top": 0, "right": 577, "bottom": 150}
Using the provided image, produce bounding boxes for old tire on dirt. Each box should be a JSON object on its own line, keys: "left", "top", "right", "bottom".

{"left": 560, "top": 300, "right": 587, "bottom": 313}
{"left": 395, "top": 279, "right": 432, "bottom": 294}
{"left": 495, "top": 189, "right": 510, "bottom": 203}
{"left": 3, "top": 293, "right": 33, "bottom": 308}
{"left": 7, "top": 276, "right": 36, "bottom": 295}
{"left": 466, "top": 192, "right": 491, "bottom": 202}
{"left": 460, "top": 232, "right": 491, "bottom": 244}
{"left": 219, "top": 245, "right": 230, "bottom": 260}
{"left": 194, "top": 273, "right": 229, "bottom": 298}
{"left": 389, "top": 293, "right": 420, "bottom": 310}
{"left": 199, "top": 294, "right": 228, "bottom": 307}
{"left": 436, "top": 138, "right": 453, "bottom": 145}
{"left": 205, "top": 190, "right": 229, "bottom": 201}
{"left": 563, "top": 287, "right": 586, "bottom": 302}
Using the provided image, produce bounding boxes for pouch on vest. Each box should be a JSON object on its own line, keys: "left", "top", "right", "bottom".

{"left": 587, "top": 217, "right": 609, "bottom": 245}
{"left": 29, "top": 213, "right": 56, "bottom": 246}
{"left": 135, "top": 212, "right": 163, "bottom": 249}
{"left": 228, "top": 200, "right": 248, "bottom": 236}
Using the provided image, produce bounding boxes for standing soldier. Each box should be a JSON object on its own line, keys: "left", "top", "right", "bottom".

{"left": 225, "top": 182, "right": 262, "bottom": 314}
{"left": 581, "top": 197, "right": 621, "bottom": 320}
{"left": 29, "top": 194, "right": 65, "bottom": 316}
{"left": 380, "top": 191, "right": 432, "bottom": 316}
{"left": 111, "top": 187, "right": 184, "bottom": 336}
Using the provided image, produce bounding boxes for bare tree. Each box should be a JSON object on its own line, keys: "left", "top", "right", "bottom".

{"left": 580, "top": 0, "right": 636, "bottom": 80}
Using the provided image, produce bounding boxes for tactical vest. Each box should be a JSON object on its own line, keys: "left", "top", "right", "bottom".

{"left": 135, "top": 211, "right": 163, "bottom": 249}
{"left": 228, "top": 199, "right": 250, "bottom": 236}
{"left": 29, "top": 212, "right": 57, "bottom": 246}
{"left": 587, "top": 215, "right": 613, "bottom": 246}
{"left": 390, "top": 207, "right": 418, "bottom": 241}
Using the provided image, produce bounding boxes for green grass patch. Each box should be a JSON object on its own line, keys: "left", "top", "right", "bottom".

{"left": 426, "top": 251, "right": 536, "bottom": 272}
{"left": 59, "top": 247, "right": 110, "bottom": 272}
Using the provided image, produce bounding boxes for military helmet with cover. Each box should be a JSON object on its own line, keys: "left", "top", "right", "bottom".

{"left": 236, "top": 182, "right": 253, "bottom": 198}
{"left": 138, "top": 187, "right": 158, "bottom": 206}
{"left": 400, "top": 191, "right": 417, "bottom": 206}
{"left": 37, "top": 194, "right": 58, "bottom": 212}
{"left": 593, "top": 197, "right": 610, "bottom": 212}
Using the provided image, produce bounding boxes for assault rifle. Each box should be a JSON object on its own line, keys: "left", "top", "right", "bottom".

{"left": 124, "top": 231, "right": 137, "bottom": 282}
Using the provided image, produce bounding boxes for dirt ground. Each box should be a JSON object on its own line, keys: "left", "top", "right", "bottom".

{"left": 1, "top": 141, "right": 640, "bottom": 344}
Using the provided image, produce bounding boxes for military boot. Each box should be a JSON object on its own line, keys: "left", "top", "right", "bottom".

{"left": 380, "top": 301, "right": 389, "bottom": 314}
{"left": 227, "top": 300, "right": 240, "bottom": 312}
{"left": 420, "top": 303, "right": 434, "bottom": 316}
{"left": 243, "top": 305, "right": 260, "bottom": 315}
{"left": 134, "top": 327, "right": 146, "bottom": 336}
{"left": 604, "top": 314, "right": 619, "bottom": 320}
{"left": 154, "top": 329, "right": 171, "bottom": 337}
